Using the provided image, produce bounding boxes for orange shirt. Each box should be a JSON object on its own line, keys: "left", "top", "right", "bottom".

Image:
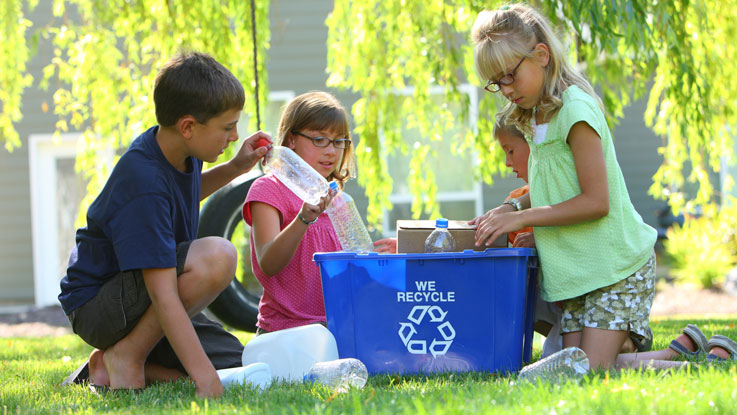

{"left": 507, "top": 185, "right": 534, "bottom": 245}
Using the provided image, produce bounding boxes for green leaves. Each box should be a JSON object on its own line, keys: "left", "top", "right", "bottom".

{"left": 0, "top": 0, "right": 36, "bottom": 151}
{"left": 3, "top": 0, "right": 736, "bottom": 228}
{"left": 327, "top": 0, "right": 489, "bottom": 226}
{"left": 328, "top": 0, "right": 737, "bottom": 225}
{"left": 28, "top": 0, "right": 269, "bottom": 217}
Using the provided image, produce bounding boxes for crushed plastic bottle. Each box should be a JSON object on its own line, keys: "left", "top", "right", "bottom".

{"left": 424, "top": 218, "right": 457, "bottom": 253}
{"left": 326, "top": 181, "right": 374, "bottom": 253}
{"left": 261, "top": 145, "right": 329, "bottom": 205}
{"left": 517, "top": 346, "right": 590, "bottom": 382}
{"left": 303, "top": 358, "right": 368, "bottom": 393}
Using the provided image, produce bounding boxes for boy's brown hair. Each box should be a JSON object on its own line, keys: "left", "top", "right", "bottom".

{"left": 276, "top": 91, "right": 356, "bottom": 186}
{"left": 154, "top": 52, "right": 245, "bottom": 126}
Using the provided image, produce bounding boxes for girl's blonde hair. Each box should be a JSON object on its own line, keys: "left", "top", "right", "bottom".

{"left": 493, "top": 113, "right": 526, "bottom": 142}
{"left": 472, "top": 4, "right": 603, "bottom": 134}
{"left": 276, "top": 91, "right": 356, "bottom": 187}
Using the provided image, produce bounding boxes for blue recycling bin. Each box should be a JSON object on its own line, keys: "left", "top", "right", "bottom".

{"left": 313, "top": 248, "right": 538, "bottom": 375}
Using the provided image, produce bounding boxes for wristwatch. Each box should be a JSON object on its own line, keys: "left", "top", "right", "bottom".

{"left": 503, "top": 198, "right": 523, "bottom": 211}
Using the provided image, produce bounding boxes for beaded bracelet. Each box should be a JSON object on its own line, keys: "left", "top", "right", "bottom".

{"left": 298, "top": 212, "right": 318, "bottom": 225}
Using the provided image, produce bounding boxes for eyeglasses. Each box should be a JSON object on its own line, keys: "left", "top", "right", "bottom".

{"left": 292, "top": 131, "right": 351, "bottom": 149}
{"left": 484, "top": 53, "right": 528, "bottom": 93}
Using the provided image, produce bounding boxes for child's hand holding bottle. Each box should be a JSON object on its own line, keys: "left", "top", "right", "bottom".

{"left": 297, "top": 192, "right": 334, "bottom": 225}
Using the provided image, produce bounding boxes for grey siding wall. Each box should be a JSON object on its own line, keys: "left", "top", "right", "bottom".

{"left": 0, "top": 141, "right": 33, "bottom": 303}
{"left": 0, "top": 2, "right": 57, "bottom": 303}
{"left": 612, "top": 99, "right": 664, "bottom": 228}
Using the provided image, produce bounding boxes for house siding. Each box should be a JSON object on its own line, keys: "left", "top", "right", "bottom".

{"left": 0, "top": 0, "right": 58, "bottom": 303}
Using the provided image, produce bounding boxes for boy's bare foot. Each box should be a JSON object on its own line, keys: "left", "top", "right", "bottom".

{"left": 102, "top": 343, "right": 146, "bottom": 390}
{"left": 88, "top": 349, "right": 110, "bottom": 386}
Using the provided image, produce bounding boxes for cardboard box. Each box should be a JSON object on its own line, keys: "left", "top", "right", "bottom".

{"left": 396, "top": 220, "right": 507, "bottom": 253}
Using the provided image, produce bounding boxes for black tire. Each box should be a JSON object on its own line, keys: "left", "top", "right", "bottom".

{"left": 198, "top": 176, "right": 263, "bottom": 332}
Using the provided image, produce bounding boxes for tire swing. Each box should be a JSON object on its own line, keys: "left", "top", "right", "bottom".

{"left": 198, "top": 0, "right": 263, "bottom": 331}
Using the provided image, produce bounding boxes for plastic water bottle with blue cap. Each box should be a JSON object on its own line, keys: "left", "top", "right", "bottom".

{"left": 304, "top": 358, "right": 368, "bottom": 393}
{"left": 424, "top": 218, "right": 457, "bottom": 253}
{"left": 326, "top": 181, "right": 374, "bottom": 253}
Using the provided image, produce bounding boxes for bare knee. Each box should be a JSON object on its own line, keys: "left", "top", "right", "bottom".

{"left": 187, "top": 237, "right": 237, "bottom": 288}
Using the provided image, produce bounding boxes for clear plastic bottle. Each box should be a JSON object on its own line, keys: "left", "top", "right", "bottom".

{"left": 263, "top": 145, "right": 329, "bottom": 205}
{"left": 216, "top": 362, "right": 272, "bottom": 390}
{"left": 326, "top": 181, "right": 374, "bottom": 253}
{"left": 424, "top": 218, "right": 457, "bottom": 253}
{"left": 517, "top": 346, "right": 590, "bottom": 382}
{"left": 303, "top": 358, "right": 368, "bottom": 393}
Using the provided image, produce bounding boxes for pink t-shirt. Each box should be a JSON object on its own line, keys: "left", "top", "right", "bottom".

{"left": 243, "top": 174, "right": 342, "bottom": 332}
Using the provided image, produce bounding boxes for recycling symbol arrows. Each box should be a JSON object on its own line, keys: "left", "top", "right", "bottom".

{"left": 398, "top": 305, "right": 456, "bottom": 358}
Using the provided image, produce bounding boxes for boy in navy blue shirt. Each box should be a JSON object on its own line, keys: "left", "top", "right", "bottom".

{"left": 59, "top": 52, "right": 270, "bottom": 398}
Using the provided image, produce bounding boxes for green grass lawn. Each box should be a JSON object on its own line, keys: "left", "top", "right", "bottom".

{"left": 2, "top": 317, "right": 736, "bottom": 415}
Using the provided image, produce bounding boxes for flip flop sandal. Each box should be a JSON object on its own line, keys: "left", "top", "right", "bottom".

{"left": 705, "top": 335, "right": 737, "bottom": 362}
{"left": 61, "top": 360, "right": 89, "bottom": 386}
{"left": 630, "top": 326, "right": 653, "bottom": 352}
{"left": 668, "top": 324, "right": 708, "bottom": 357}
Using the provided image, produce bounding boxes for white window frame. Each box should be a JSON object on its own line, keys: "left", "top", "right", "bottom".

{"left": 28, "top": 133, "right": 109, "bottom": 307}
{"left": 720, "top": 127, "right": 737, "bottom": 205}
{"left": 381, "top": 84, "right": 483, "bottom": 236}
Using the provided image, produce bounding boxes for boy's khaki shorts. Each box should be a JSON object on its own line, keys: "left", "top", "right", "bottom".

{"left": 560, "top": 251, "right": 656, "bottom": 342}
{"left": 67, "top": 240, "right": 243, "bottom": 371}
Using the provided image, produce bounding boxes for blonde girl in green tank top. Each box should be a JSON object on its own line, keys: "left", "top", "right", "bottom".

{"left": 469, "top": 4, "right": 662, "bottom": 370}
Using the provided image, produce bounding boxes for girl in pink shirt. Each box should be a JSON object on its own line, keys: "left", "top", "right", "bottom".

{"left": 243, "top": 91, "right": 355, "bottom": 333}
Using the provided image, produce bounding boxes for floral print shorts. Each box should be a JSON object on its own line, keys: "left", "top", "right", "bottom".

{"left": 560, "top": 251, "right": 656, "bottom": 340}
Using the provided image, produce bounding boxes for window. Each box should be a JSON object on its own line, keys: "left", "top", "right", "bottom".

{"left": 29, "top": 133, "right": 99, "bottom": 307}
{"left": 382, "top": 85, "right": 483, "bottom": 235}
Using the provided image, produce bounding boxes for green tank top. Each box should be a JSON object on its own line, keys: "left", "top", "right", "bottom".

{"left": 528, "top": 85, "right": 657, "bottom": 302}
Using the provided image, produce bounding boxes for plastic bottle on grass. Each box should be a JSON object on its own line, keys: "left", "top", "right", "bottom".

{"left": 424, "top": 218, "right": 457, "bottom": 253}
{"left": 326, "top": 181, "right": 374, "bottom": 253}
{"left": 216, "top": 362, "right": 272, "bottom": 390}
{"left": 257, "top": 139, "right": 329, "bottom": 205}
{"left": 517, "top": 346, "right": 589, "bottom": 382}
{"left": 241, "top": 323, "right": 339, "bottom": 382}
{"left": 303, "top": 358, "right": 368, "bottom": 393}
